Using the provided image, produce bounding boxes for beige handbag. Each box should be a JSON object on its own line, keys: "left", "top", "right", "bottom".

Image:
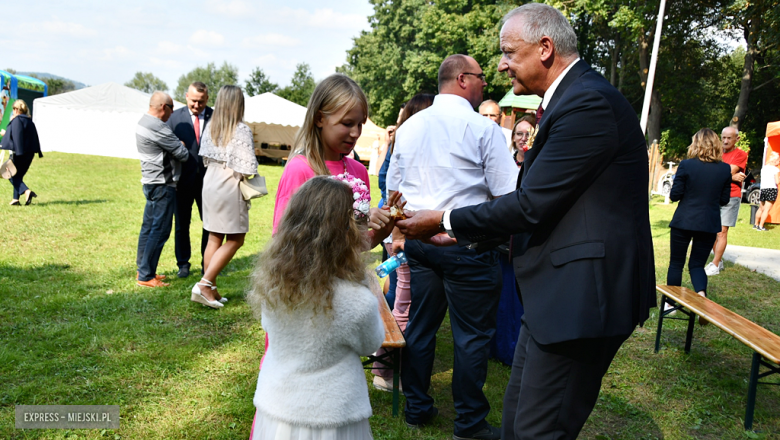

{"left": 0, "top": 150, "right": 17, "bottom": 180}
{"left": 239, "top": 174, "right": 268, "bottom": 200}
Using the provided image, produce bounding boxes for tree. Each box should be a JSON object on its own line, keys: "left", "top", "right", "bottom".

{"left": 174, "top": 62, "right": 239, "bottom": 106}
{"left": 342, "top": 0, "right": 513, "bottom": 126}
{"left": 277, "top": 63, "right": 316, "bottom": 106}
{"left": 29, "top": 74, "right": 76, "bottom": 95}
{"left": 4, "top": 68, "right": 16, "bottom": 74}
{"left": 245, "top": 67, "right": 279, "bottom": 96}
{"left": 125, "top": 72, "right": 168, "bottom": 94}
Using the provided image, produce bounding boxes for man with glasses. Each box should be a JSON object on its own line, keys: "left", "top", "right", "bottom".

{"left": 479, "top": 99, "right": 513, "bottom": 152}
{"left": 388, "top": 54, "right": 516, "bottom": 440}
{"left": 136, "top": 91, "right": 189, "bottom": 288}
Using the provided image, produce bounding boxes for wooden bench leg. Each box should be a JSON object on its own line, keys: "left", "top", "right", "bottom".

{"left": 655, "top": 296, "right": 667, "bottom": 353}
{"left": 745, "top": 352, "right": 761, "bottom": 431}
{"left": 684, "top": 311, "right": 696, "bottom": 354}
{"left": 392, "top": 348, "right": 400, "bottom": 417}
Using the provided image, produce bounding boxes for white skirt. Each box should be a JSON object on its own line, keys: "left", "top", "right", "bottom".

{"left": 250, "top": 411, "right": 373, "bottom": 440}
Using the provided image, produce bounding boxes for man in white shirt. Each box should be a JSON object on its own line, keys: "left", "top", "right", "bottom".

{"left": 479, "top": 99, "right": 513, "bottom": 153}
{"left": 387, "top": 54, "right": 516, "bottom": 440}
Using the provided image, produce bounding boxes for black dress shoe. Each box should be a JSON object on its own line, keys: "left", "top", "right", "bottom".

{"left": 10, "top": 200, "right": 20, "bottom": 205}
{"left": 25, "top": 191, "right": 37, "bottom": 205}
{"left": 453, "top": 424, "right": 501, "bottom": 440}
{"left": 177, "top": 267, "right": 190, "bottom": 278}
{"left": 406, "top": 407, "right": 438, "bottom": 429}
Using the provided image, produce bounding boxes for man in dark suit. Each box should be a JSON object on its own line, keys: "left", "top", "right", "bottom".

{"left": 167, "top": 81, "right": 212, "bottom": 278}
{"left": 397, "top": 4, "right": 656, "bottom": 439}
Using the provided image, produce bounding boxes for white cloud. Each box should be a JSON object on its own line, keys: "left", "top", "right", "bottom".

{"left": 186, "top": 45, "right": 210, "bottom": 59}
{"left": 99, "top": 46, "right": 132, "bottom": 61}
{"left": 242, "top": 33, "right": 300, "bottom": 48}
{"left": 189, "top": 30, "right": 225, "bottom": 47}
{"left": 150, "top": 57, "right": 184, "bottom": 70}
{"left": 204, "top": 0, "right": 254, "bottom": 17}
{"left": 156, "top": 41, "right": 183, "bottom": 55}
{"left": 271, "top": 7, "right": 368, "bottom": 31}
{"left": 40, "top": 20, "right": 98, "bottom": 37}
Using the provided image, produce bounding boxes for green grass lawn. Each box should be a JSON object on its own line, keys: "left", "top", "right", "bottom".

{"left": 2, "top": 152, "right": 779, "bottom": 439}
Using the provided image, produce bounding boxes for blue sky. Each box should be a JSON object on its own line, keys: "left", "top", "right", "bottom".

{"left": 2, "top": 0, "right": 374, "bottom": 91}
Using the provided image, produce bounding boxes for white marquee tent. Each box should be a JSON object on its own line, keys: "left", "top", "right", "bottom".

{"left": 244, "top": 93, "right": 307, "bottom": 158}
{"left": 33, "top": 82, "right": 185, "bottom": 160}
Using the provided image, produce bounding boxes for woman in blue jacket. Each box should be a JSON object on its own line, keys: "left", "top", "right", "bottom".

{"left": 0, "top": 99, "right": 42, "bottom": 205}
{"left": 667, "top": 128, "right": 732, "bottom": 298}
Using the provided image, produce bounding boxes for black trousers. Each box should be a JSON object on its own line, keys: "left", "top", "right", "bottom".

{"left": 402, "top": 239, "right": 502, "bottom": 436}
{"left": 666, "top": 227, "right": 717, "bottom": 294}
{"left": 502, "top": 325, "right": 630, "bottom": 440}
{"left": 174, "top": 177, "right": 208, "bottom": 271}
{"left": 9, "top": 152, "right": 34, "bottom": 200}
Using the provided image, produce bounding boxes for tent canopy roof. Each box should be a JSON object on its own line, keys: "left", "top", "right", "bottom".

{"left": 34, "top": 82, "right": 184, "bottom": 113}
{"left": 244, "top": 92, "right": 307, "bottom": 127}
{"left": 498, "top": 90, "right": 542, "bottom": 110}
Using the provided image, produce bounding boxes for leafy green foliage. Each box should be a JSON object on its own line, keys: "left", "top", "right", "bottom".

{"left": 244, "top": 67, "right": 279, "bottom": 97}
{"left": 125, "top": 71, "right": 168, "bottom": 94}
{"left": 29, "top": 74, "right": 75, "bottom": 95}
{"left": 342, "top": 0, "right": 515, "bottom": 126}
{"left": 277, "top": 63, "right": 316, "bottom": 106}
{"left": 174, "top": 62, "right": 239, "bottom": 106}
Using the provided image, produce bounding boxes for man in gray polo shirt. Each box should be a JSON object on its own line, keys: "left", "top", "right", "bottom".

{"left": 136, "top": 91, "right": 189, "bottom": 287}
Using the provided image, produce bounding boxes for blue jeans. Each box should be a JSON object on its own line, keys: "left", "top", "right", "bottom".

{"left": 137, "top": 184, "right": 176, "bottom": 281}
{"left": 401, "top": 239, "right": 502, "bottom": 436}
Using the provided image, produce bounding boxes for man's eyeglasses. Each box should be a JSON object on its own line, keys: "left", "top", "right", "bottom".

{"left": 462, "top": 72, "right": 486, "bottom": 81}
{"left": 164, "top": 103, "right": 174, "bottom": 110}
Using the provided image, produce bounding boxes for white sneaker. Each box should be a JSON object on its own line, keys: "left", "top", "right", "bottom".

{"left": 704, "top": 262, "right": 720, "bottom": 276}
{"left": 663, "top": 302, "right": 676, "bottom": 316}
{"left": 718, "top": 260, "right": 724, "bottom": 271}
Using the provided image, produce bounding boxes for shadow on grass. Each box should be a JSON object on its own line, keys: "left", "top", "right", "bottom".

{"left": 35, "top": 199, "right": 109, "bottom": 206}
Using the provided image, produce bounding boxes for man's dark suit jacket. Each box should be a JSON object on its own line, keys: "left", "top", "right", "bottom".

{"left": 1, "top": 115, "right": 42, "bottom": 157}
{"left": 450, "top": 60, "right": 655, "bottom": 345}
{"left": 669, "top": 158, "right": 731, "bottom": 234}
{"left": 166, "top": 106, "right": 213, "bottom": 187}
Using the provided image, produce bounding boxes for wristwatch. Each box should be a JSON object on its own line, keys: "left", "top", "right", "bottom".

{"left": 439, "top": 213, "right": 446, "bottom": 233}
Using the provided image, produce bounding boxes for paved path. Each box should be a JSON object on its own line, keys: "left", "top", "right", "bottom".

{"left": 722, "top": 245, "right": 780, "bottom": 282}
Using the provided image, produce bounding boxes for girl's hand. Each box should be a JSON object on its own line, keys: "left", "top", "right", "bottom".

{"left": 369, "top": 207, "right": 394, "bottom": 238}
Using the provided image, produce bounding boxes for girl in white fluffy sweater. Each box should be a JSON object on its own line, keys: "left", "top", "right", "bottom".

{"left": 247, "top": 176, "right": 385, "bottom": 440}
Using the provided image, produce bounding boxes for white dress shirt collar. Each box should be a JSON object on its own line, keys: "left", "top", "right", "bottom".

{"left": 433, "top": 93, "right": 476, "bottom": 111}
{"left": 541, "top": 57, "right": 580, "bottom": 110}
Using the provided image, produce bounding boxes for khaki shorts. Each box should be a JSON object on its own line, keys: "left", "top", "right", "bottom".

{"left": 720, "top": 197, "right": 741, "bottom": 227}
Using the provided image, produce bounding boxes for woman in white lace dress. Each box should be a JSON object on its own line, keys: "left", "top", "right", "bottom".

{"left": 194, "top": 85, "right": 258, "bottom": 309}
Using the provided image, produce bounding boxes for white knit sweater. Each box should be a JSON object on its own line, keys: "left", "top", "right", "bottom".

{"left": 253, "top": 279, "right": 385, "bottom": 428}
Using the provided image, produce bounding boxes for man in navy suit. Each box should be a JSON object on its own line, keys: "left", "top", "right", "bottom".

{"left": 397, "top": 4, "right": 655, "bottom": 439}
{"left": 167, "top": 81, "right": 213, "bottom": 278}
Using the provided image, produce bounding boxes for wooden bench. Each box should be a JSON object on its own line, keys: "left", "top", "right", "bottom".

{"left": 655, "top": 285, "right": 780, "bottom": 430}
{"left": 363, "top": 285, "right": 406, "bottom": 417}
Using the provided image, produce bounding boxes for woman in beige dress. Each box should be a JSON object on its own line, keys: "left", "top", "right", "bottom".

{"left": 194, "top": 85, "right": 258, "bottom": 309}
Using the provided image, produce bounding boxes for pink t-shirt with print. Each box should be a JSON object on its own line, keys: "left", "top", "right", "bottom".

{"left": 272, "top": 155, "right": 370, "bottom": 233}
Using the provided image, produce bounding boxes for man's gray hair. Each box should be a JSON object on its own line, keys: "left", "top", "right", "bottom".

{"left": 503, "top": 3, "right": 579, "bottom": 58}
{"left": 722, "top": 126, "right": 739, "bottom": 135}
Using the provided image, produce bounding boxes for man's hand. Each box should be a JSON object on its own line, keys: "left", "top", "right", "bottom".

{"left": 422, "top": 233, "right": 457, "bottom": 247}
{"left": 733, "top": 172, "right": 746, "bottom": 183}
{"left": 396, "top": 209, "right": 445, "bottom": 240}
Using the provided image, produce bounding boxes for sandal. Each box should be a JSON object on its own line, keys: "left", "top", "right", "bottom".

{"left": 191, "top": 278, "right": 223, "bottom": 309}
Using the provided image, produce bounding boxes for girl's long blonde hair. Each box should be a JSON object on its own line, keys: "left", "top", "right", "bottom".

{"left": 209, "top": 85, "right": 244, "bottom": 147}
{"left": 290, "top": 74, "right": 368, "bottom": 175}
{"left": 247, "top": 176, "right": 368, "bottom": 316}
{"left": 687, "top": 128, "right": 723, "bottom": 163}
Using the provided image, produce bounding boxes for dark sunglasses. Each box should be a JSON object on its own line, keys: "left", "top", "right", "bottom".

{"left": 164, "top": 103, "right": 174, "bottom": 110}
